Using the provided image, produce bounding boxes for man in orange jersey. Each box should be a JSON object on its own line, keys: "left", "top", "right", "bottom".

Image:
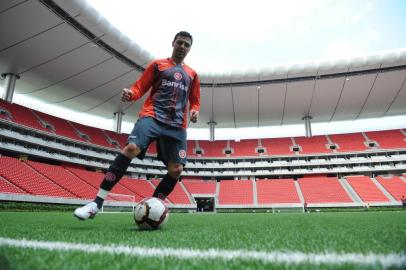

{"left": 74, "top": 31, "right": 200, "bottom": 220}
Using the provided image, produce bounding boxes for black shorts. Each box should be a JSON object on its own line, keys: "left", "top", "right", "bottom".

{"left": 127, "top": 117, "right": 187, "bottom": 166}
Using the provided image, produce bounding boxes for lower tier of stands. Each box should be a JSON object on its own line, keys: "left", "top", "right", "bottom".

{"left": 1, "top": 156, "right": 405, "bottom": 208}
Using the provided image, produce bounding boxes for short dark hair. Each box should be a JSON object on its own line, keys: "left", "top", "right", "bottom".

{"left": 173, "top": 31, "right": 193, "bottom": 45}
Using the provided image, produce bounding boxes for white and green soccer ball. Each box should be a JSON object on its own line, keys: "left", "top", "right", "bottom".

{"left": 133, "top": 197, "right": 169, "bottom": 230}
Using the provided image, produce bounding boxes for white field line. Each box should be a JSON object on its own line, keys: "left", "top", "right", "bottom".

{"left": 0, "top": 237, "right": 405, "bottom": 268}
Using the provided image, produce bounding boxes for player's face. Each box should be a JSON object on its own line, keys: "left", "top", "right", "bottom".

{"left": 172, "top": 36, "right": 192, "bottom": 60}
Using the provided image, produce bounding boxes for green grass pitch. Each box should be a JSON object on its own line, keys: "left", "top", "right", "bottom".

{"left": 0, "top": 211, "right": 405, "bottom": 270}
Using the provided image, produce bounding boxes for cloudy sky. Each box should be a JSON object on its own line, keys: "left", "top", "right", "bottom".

{"left": 86, "top": 0, "right": 406, "bottom": 72}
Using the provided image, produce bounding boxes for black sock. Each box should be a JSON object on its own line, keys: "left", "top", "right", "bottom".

{"left": 153, "top": 173, "right": 178, "bottom": 200}
{"left": 94, "top": 153, "right": 132, "bottom": 208}
{"left": 100, "top": 153, "right": 132, "bottom": 191}
{"left": 94, "top": 196, "right": 104, "bottom": 209}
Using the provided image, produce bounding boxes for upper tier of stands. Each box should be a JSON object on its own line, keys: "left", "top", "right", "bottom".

{"left": 294, "top": 136, "right": 332, "bottom": 154}
{"left": 261, "top": 138, "right": 294, "bottom": 155}
{"left": 329, "top": 133, "right": 368, "bottom": 152}
{"left": 0, "top": 100, "right": 405, "bottom": 157}
{"left": 365, "top": 130, "right": 406, "bottom": 149}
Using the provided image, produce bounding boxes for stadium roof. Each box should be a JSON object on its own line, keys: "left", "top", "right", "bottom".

{"left": 1, "top": 0, "right": 406, "bottom": 137}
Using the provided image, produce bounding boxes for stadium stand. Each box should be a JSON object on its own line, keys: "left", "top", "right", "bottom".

{"left": 365, "top": 130, "right": 406, "bottom": 149}
{"left": 295, "top": 136, "right": 332, "bottom": 154}
{"left": 26, "top": 160, "right": 97, "bottom": 199}
{"left": 0, "top": 156, "right": 75, "bottom": 198}
{"left": 187, "top": 140, "right": 198, "bottom": 157}
{"left": 198, "top": 140, "right": 228, "bottom": 157}
{"left": 146, "top": 141, "right": 157, "bottom": 155}
{"left": 298, "top": 177, "right": 353, "bottom": 203}
{"left": 218, "top": 180, "right": 253, "bottom": 205}
{"left": 229, "top": 139, "right": 259, "bottom": 157}
{"left": 182, "top": 179, "right": 217, "bottom": 194}
{"left": 328, "top": 133, "right": 367, "bottom": 152}
{"left": 69, "top": 122, "right": 113, "bottom": 148}
{"left": 375, "top": 175, "right": 406, "bottom": 201}
{"left": 0, "top": 176, "right": 27, "bottom": 194}
{"left": 67, "top": 167, "right": 134, "bottom": 201}
{"left": 34, "top": 111, "right": 87, "bottom": 142}
{"left": 119, "top": 177, "right": 155, "bottom": 201}
{"left": 345, "top": 175, "right": 390, "bottom": 202}
{"left": 0, "top": 99, "right": 50, "bottom": 132}
{"left": 151, "top": 179, "right": 192, "bottom": 204}
{"left": 102, "top": 130, "right": 127, "bottom": 148}
{"left": 261, "top": 138, "right": 294, "bottom": 155}
{"left": 256, "top": 179, "right": 301, "bottom": 204}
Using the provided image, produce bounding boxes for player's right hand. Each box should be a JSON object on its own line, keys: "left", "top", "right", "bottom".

{"left": 121, "top": 88, "right": 133, "bottom": 102}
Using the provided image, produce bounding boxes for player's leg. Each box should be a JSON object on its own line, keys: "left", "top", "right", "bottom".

{"left": 152, "top": 125, "right": 187, "bottom": 200}
{"left": 73, "top": 143, "right": 141, "bottom": 220}
{"left": 153, "top": 161, "right": 183, "bottom": 199}
{"left": 74, "top": 117, "right": 158, "bottom": 220}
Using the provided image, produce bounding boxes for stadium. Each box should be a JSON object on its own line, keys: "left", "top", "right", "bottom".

{"left": 1, "top": 0, "right": 406, "bottom": 269}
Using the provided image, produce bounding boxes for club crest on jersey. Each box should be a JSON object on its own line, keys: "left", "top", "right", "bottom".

{"left": 179, "top": 149, "right": 186, "bottom": 159}
{"left": 174, "top": 72, "right": 183, "bottom": 81}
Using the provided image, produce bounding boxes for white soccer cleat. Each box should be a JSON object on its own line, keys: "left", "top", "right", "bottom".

{"left": 74, "top": 202, "right": 99, "bottom": 221}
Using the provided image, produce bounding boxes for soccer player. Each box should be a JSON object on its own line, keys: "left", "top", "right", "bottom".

{"left": 74, "top": 31, "right": 200, "bottom": 220}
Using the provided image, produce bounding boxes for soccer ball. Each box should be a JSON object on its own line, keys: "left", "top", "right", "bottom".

{"left": 133, "top": 197, "right": 169, "bottom": 230}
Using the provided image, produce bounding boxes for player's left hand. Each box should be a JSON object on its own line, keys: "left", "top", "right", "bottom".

{"left": 190, "top": 110, "right": 199, "bottom": 123}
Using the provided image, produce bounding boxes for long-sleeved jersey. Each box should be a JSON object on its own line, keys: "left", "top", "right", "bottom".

{"left": 130, "top": 58, "right": 200, "bottom": 128}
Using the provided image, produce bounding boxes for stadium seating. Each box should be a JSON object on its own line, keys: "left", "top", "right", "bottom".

{"left": 0, "top": 156, "right": 75, "bottom": 198}
{"left": 328, "top": 133, "right": 367, "bottom": 152}
{"left": 0, "top": 99, "right": 50, "bottom": 132}
{"left": 0, "top": 176, "right": 27, "bottom": 194}
{"left": 67, "top": 167, "right": 134, "bottom": 201}
{"left": 146, "top": 141, "right": 157, "bottom": 155}
{"left": 294, "top": 136, "right": 332, "bottom": 154}
{"left": 182, "top": 179, "right": 217, "bottom": 194}
{"left": 198, "top": 140, "right": 228, "bottom": 157}
{"left": 261, "top": 138, "right": 294, "bottom": 155}
{"left": 119, "top": 177, "right": 156, "bottom": 201}
{"left": 365, "top": 130, "right": 406, "bottom": 149}
{"left": 151, "top": 179, "right": 192, "bottom": 204}
{"left": 345, "top": 175, "right": 390, "bottom": 202}
{"left": 256, "top": 179, "right": 301, "bottom": 204}
{"left": 102, "top": 130, "right": 128, "bottom": 148}
{"left": 298, "top": 177, "right": 353, "bottom": 203}
{"left": 229, "top": 139, "right": 259, "bottom": 157}
{"left": 218, "top": 180, "right": 253, "bottom": 205}
{"left": 375, "top": 175, "right": 406, "bottom": 201}
{"left": 69, "top": 122, "right": 113, "bottom": 148}
{"left": 33, "top": 111, "right": 86, "bottom": 142}
{"left": 26, "top": 160, "right": 97, "bottom": 199}
{"left": 187, "top": 140, "right": 198, "bottom": 157}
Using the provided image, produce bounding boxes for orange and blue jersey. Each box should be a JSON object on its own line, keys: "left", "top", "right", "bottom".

{"left": 130, "top": 58, "right": 200, "bottom": 128}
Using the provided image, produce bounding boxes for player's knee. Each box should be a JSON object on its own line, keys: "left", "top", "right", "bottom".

{"left": 122, "top": 143, "right": 141, "bottom": 159}
{"left": 167, "top": 162, "right": 183, "bottom": 179}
